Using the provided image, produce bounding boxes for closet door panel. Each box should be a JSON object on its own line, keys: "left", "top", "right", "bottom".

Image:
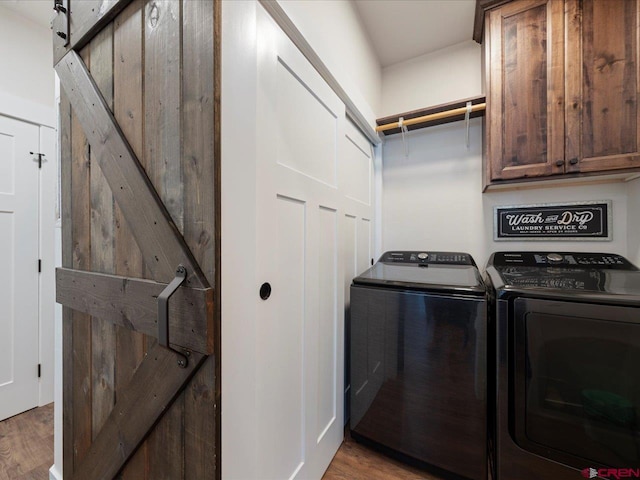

{"left": 254, "top": 6, "right": 349, "bottom": 479}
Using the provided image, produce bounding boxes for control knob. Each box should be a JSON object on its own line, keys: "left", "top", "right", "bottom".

{"left": 547, "top": 253, "right": 564, "bottom": 263}
{"left": 417, "top": 253, "right": 428, "bottom": 260}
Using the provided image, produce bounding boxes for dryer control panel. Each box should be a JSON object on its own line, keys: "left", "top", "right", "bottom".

{"left": 493, "top": 252, "right": 637, "bottom": 270}
{"left": 380, "top": 251, "right": 475, "bottom": 266}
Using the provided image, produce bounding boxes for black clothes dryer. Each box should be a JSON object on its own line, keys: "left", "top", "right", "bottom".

{"left": 485, "top": 251, "right": 640, "bottom": 480}
{"left": 350, "top": 251, "right": 487, "bottom": 480}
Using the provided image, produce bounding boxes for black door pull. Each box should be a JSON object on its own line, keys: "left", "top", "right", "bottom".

{"left": 260, "top": 283, "right": 272, "bottom": 300}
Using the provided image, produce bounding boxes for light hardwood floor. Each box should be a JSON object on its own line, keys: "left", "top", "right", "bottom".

{"left": 1, "top": 405, "right": 444, "bottom": 480}
{"left": 0, "top": 404, "right": 54, "bottom": 480}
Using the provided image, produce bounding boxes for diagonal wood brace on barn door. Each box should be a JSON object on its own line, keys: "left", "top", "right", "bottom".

{"left": 55, "top": 49, "right": 214, "bottom": 479}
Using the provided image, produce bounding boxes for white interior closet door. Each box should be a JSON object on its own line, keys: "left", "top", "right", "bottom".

{"left": 0, "top": 115, "right": 40, "bottom": 420}
{"left": 341, "top": 119, "right": 375, "bottom": 423}
{"left": 254, "top": 6, "right": 374, "bottom": 479}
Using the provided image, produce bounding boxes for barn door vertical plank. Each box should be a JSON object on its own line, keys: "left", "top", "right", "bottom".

{"left": 182, "top": 0, "right": 218, "bottom": 477}
{"left": 60, "top": 88, "right": 74, "bottom": 478}
{"left": 71, "top": 46, "right": 94, "bottom": 466}
{"left": 113, "top": 1, "right": 147, "bottom": 477}
{"left": 145, "top": 0, "right": 184, "bottom": 232}
{"left": 144, "top": 1, "right": 185, "bottom": 477}
{"left": 183, "top": 0, "right": 215, "bottom": 285}
{"left": 89, "top": 24, "right": 117, "bottom": 440}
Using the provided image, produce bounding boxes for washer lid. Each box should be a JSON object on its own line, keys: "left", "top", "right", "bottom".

{"left": 353, "top": 262, "right": 485, "bottom": 295}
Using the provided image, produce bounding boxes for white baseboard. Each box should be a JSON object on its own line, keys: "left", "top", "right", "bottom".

{"left": 49, "top": 464, "right": 62, "bottom": 480}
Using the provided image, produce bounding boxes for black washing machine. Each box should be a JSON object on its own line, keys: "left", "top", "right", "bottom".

{"left": 350, "top": 251, "right": 487, "bottom": 480}
{"left": 485, "top": 251, "right": 640, "bottom": 479}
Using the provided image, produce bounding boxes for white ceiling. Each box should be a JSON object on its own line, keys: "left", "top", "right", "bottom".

{"left": 0, "top": 0, "right": 55, "bottom": 28}
{"left": 0, "top": 0, "right": 476, "bottom": 70}
{"left": 353, "top": 0, "right": 476, "bottom": 68}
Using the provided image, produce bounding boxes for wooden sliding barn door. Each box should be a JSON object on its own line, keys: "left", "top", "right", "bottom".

{"left": 53, "top": 1, "right": 220, "bottom": 478}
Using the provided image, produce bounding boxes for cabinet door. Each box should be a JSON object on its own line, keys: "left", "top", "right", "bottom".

{"left": 487, "top": 0, "right": 565, "bottom": 181}
{"left": 566, "top": 0, "right": 640, "bottom": 174}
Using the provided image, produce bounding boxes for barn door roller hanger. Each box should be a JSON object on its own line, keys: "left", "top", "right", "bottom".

{"left": 158, "top": 265, "right": 190, "bottom": 368}
{"left": 53, "top": 0, "right": 70, "bottom": 45}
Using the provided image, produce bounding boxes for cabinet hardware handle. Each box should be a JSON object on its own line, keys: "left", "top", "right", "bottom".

{"left": 555, "top": 160, "right": 564, "bottom": 167}
{"left": 569, "top": 158, "right": 579, "bottom": 165}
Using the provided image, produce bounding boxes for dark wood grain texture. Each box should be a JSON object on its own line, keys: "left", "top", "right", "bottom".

{"left": 503, "top": 3, "right": 548, "bottom": 167}
{"left": 485, "top": 0, "right": 640, "bottom": 188}
{"left": 53, "top": 0, "right": 134, "bottom": 65}
{"left": 71, "top": 345, "right": 206, "bottom": 480}
{"left": 70, "top": 45, "right": 93, "bottom": 470}
{"left": 486, "top": 0, "right": 564, "bottom": 182}
{"left": 55, "top": 49, "right": 208, "bottom": 289}
{"left": 564, "top": 0, "right": 581, "bottom": 173}
{"left": 57, "top": 1, "right": 220, "bottom": 477}
{"left": 145, "top": 0, "right": 183, "bottom": 233}
{"left": 144, "top": 1, "right": 186, "bottom": 476}
{"left": 56, "top": 268, "right": 214, "bottom": 354}
{"left": 89, "top": 23, "right": 117, "bottom": 441}
{"left": 583, "top": 0, "right": 635, "bottom": 158}
{"left": 473, "top": 0, "right": 512, "bottom": 43}
{"left": 60, "top": 85, "right": 75, "bottom": 479}
{"left": 213, "top": 0, "right": 223, "bottom": 475}
{"left": 182, "top": 0, "right": 218, "bottom": 477}
{"left": 565, "top": 0, "right": 640, "bottom": 174}
{"left": 113, "top": 3, "right": 147, "bottom": 476}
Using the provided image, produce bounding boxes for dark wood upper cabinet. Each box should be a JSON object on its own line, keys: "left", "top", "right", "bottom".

{"left": 486, "top": 0, "right": 565, "bottom": 183}
{"left": 565, "top": 0, "right": 640, "bottom": 174}
{"left": 482, "top": 0, "right": 640, "bottom": 187}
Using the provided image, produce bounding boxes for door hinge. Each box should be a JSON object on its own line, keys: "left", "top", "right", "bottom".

{"left": 30, "top": 151, "right": 45, "bottom": 169}
{"left": 38, "top": 364, "right": 41, "bottom": 378}
{"left": 38, "top": 259, "right": 42, "bottom": 273}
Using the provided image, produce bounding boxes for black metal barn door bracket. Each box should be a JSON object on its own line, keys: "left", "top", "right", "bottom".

{"left": 158, "top": 265, "right": 190, "bottom": 368}
{"left": 53, "top": 0, "right": 70, "bottom": 46}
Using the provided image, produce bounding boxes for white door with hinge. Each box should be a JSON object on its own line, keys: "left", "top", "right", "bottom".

{"left": 0, "top": 115, "right": 40, "bottom": 420}
{"left": 254, "top": 6, "right": 374, "bottom": 479}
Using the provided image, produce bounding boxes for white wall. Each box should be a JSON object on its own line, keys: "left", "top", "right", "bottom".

{"left": 277, "top": 0, "right": 381, "bottom": 120}
{"left": 383, "top": 120, "right": 630, "bottom": 269}
{"left": 628, "top": 178, "right": 640, "bottom": 266}
{"left": 222, "top": 1, "right": 259, "bottom": 478}
{"left": 0, "top": 6, "right": 55, "bottom": 112}
{"left": 380, "top": 40, "right": 482, "bottom": 117}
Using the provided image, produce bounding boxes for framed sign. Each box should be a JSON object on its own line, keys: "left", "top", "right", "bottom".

{"left": 494, "top": 201, "right": 612, "bottom": 241}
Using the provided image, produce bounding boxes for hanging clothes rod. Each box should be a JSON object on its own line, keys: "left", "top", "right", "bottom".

{"left": 375, "top": 96, "right": 486, "bottom": 135}
{"left": 377, "top": 103, "right": 486, "bottom": 132}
